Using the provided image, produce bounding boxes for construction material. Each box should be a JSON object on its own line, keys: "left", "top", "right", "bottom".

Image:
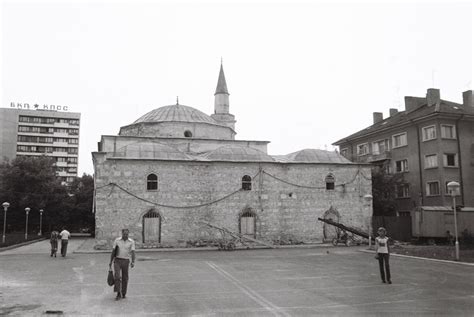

{"left": 199, "top": 221, "right": 275, "bottom": 250}
{"left": 318, "top": 217, "right": 372, "bottom": 241}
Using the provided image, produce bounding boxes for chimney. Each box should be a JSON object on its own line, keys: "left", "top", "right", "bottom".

{"left": 426, "top": 88, "right": 440, "bottom": 107}
{"left": 389, "top": 108, "right": 398, "bottom": 116}
{"left": 463, "top": 90, "right": 473, "bottom": 108}
{"left": 373, "top": 112, "right": 383, "bottom": 124}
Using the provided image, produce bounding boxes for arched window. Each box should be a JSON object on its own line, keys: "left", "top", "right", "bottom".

{"left": 242, "top": 175, "right": 252, "bottom": 191}
{"left": 325, "top": 174, "right": 335, "bottom": 190}
{"left": 184, "top": 130, "right": 193, "bottom": 138}
{"left": 147, "top": 173, "right": 158, "bottom": 191}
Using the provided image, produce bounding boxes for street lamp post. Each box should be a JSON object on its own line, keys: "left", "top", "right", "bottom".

{"left": 2, "top": 202, "right": 10, "bottom": 244}
{"left": 447, "top": 181, "right": 460, "bottom": 261}
{"left": 364, "top": 194, "right": 373, "bottom": 249}
{"left": 38, "top": 209, "right": 44, "bottom": 236}
{"left": 24, "top": 207, "right": 30, "bottom": 240}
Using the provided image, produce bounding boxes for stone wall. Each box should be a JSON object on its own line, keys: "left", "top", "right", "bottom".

{"left": 94, "top": 158, "right": 372, "bottom": 248}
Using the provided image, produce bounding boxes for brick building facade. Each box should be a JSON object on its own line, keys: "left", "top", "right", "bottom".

{"left": 93, "top": 65, "right": 372, "bottom": 248}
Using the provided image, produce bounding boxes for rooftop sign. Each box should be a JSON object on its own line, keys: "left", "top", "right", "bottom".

{"left": 10, "top": 102, "right": 69, "bottom": 111}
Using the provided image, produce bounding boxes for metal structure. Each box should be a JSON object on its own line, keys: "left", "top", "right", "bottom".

{"left": 317, "top": 217, "right": 372, "bottom": 243}
{"left": 199, "top": 221, "right": 275, "bottom": 250}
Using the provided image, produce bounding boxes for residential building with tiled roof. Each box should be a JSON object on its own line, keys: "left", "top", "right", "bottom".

{"left": 333, "top": 88, "right": 474, "bottom": 216}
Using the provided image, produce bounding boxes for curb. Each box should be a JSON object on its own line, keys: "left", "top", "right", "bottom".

{"left": 0, "top": 237, "right": 48, "bottom": 252}
{"left": 359, "top": 249, "right": 474, "bottom": 266}
{"left": 74, "top": 242, "right": 335, "bottom": 254}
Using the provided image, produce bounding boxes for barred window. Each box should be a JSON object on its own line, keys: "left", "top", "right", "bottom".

{"left": 147, "top": 174, "right": 158, "bottom": 191}
{"left": 325, "top": 174, "right": 335, "bottom": 190}
{"left": 242, "top": 175, "right": 252, "bottom": 191}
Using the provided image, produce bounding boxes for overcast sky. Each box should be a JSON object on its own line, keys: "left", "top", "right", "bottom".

{"left": 1, "top": 0, "right": 472, "bottom": 176}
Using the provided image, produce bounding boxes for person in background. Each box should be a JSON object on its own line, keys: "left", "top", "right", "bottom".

{"left": 50, "top": 230, "right": 59, "bottom": 257}
{"left": 59, "top": 227, "right": 71, "bottom": 257}
{"left": 109, "top": 229, "right": 136, "bottom": 300}
{"left": 375, "top": 227, "right": 392, "bottom": 284}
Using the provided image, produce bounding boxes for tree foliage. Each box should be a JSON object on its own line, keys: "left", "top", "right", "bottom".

{"left": 0, "top": 156, "right": 94, "bottom": 233}
{"left": 371, "top": 165, "right": 404, "bottom": 217}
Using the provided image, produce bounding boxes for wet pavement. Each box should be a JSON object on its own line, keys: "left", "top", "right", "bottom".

{"left": 1, "top": 238, "right": 474, "bottom": 316}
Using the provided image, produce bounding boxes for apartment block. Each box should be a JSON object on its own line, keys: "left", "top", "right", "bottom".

{"left": 333, "top": 89, "right": 474, "bottom": 214}
{"left": 0, "top": 107, "right": 81, "bottom": 184}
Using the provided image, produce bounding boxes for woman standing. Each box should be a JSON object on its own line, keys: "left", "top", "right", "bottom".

{"left": 375, "top": 227, "right": 391, "bottom": 284}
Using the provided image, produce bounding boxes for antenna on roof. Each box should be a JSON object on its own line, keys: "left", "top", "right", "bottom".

{"left": 176, "top": 96, "right": 179, "bottom": 105}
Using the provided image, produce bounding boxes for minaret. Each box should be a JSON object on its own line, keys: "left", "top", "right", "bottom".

{"left": 211, "top": 62, "right": 236, "bottom": 132}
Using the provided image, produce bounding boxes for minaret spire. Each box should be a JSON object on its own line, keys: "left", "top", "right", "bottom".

{"left": 215, "top": 62, "right": 229, "bottom": 95}
{"left": 211, "top": 60, "right": 236, "bottom": 135}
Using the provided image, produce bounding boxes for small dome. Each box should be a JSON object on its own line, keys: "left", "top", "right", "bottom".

{"left": 201, "top": 145, "right": 275, "bottom": 162}
{"left": 133, "top": 104, "right": 221, "bottom": 126}
{"left": 278, "top": 149, "right": 351, "bottom": 163}
{"left": 113, "top": 141, "right": 192, "bottom": 160}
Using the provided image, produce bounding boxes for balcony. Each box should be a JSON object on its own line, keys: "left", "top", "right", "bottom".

{"left": 357, "top": 151, "right": 392, "bottom": 163}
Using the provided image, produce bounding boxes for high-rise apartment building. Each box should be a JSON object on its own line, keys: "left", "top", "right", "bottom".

{"left": 0, "top": 106, "right": 81, "bottom": 184}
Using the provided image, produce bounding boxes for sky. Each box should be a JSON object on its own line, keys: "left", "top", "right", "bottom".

{"left": 1, "top": 0, "right": 472, "bottom": 176}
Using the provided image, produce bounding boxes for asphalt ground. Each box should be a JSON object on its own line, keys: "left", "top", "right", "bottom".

{"left": 1, "top": 239, "right": 474, "bottom": 316}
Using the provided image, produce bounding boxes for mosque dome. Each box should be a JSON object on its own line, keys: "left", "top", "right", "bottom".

{"left": 113, "top": 141, "right": 192, "bottom": 160}
{"left": 201, "top": 145, "right": 275, "bottom": 162}
{"left": 133, "top": 104, "right": 222, "bottom": 126}
{"left": 277, "top": 149, "right": 351, "bottom": 164}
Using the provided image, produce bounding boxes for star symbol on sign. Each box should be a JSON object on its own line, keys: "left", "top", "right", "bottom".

{"left": 34, "top": 104, "right": 39, "bottom": 109}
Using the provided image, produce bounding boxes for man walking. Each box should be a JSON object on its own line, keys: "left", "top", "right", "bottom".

{"left": 59, "top": 227, "right": 71, "bottom": 257}
{"left": 109, "top": 229, "right": 136, "bottom": 300}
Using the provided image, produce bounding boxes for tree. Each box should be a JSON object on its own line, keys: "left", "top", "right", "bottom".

{"left": 0, "top": 156, "right": 68, "bottom": 232}
{"left": 67, "top": 173, "right": 95, "bottom": 232}
{"left": 371, "top": 165, "right": 404, "bottom": 217}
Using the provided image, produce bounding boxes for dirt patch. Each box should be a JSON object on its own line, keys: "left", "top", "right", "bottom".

{"left": 0, "top": 304, "right": 42, "bottom": 315}
{"left": 391, "top": 244, "right": 474, "bottom": 263}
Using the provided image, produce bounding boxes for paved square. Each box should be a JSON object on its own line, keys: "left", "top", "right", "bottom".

{"left": 1, "top": 239, "right": 473, "bottom": 316}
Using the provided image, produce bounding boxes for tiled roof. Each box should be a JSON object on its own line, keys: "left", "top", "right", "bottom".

{"left": 133, "top": 104, "right": 222, "bottom": 126}
{"left": 333, "top": 100, "right": 474, "bottom": 145}
{"left": 273, "top": 149, "right": 352, "bottom": 164}
{"left": 201, "top": 145, "right": 275, "bottom": 162}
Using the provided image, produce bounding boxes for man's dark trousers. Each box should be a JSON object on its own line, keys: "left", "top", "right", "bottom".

{"left": 113, "top": 258, "right": 130, "bottom": 296}
{"left": 61, "top": 240, "right": 68, "bottom": 257}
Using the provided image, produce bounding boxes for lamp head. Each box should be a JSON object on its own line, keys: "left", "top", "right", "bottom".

{"left": 40, "top": 209, "right": 44, "bottom": 214}
{"left": 25, "top": 207, "right": 30, "bottom": 213}
{"left": 447, "top": 181, "right": 460, "bottom": 196}
{"left": 363, "top": 194, "right": 373, "bottom": 201}
{"left": 2, "top": 202, "right": 10, "bottom": 209}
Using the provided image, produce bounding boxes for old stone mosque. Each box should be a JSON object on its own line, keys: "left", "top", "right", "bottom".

{"left": 93, "top": 64, "right": 372, "bottom": 248}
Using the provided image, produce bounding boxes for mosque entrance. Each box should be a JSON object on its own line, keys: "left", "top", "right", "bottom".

{"left": 322, "top": 207, "right": 340, "bottom": 242}
{"left": 239, "top": 209, "right": 256, "bottom": 238}
{"left": 143, "top": 210, "right": 161, "bottom": 243}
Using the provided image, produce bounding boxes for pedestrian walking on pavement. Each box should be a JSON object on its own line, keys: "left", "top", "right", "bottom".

{"left": 59, "top": 227, "right": 71, "bottom": 257}
{"left": 375, "top": 227, "right": 392, "bottom": 284}
{"left": 109, "top": 229, "right": 136, "bottom": 300}
{"left": 50, "top": 230, "right": 59, "bottom": 257}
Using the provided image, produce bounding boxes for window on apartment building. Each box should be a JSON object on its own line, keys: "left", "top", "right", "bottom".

{"left": 56, "top": 157, "right": 67, "bottom": 162}
{"left": 392, "top": 132, "right": 407, "bottom": 148}
{"left": 68, "top": 129, "right": 79, "bottom": 135}
{"left": 147, "top": 174, "right": 158, "bottom": 191}
{"left": 69, "top": 119, "right": 80, "bottom": 126}
{"left": 325, "top": 174, "right": 335, "bottom": 190}
{"left": 372, "top": 139, "right": 389, "bottom": 155}
{"left": 422, "top": 125, "right": 437, "bottom": 141}
{"left": 340, "top": 148, "right": 348, "bottom": 158}
{"left": 396, "top": 184, "right": 410, "bottom": 198}
{"left": 398, "top": 211, "right": 411, "bottom": 217}
{"left": 441, "top": 125, "right": 456, "bottom": 139}
{"left": 357, "top": 143, "right": 369, "bottom": 156}
{"left": 424, "top": 154, "right": 438, "bottom": 169}
{"left": 443, "top": 153, "right": 458, "bottom": 167}
{"left": 67, "top": 157, "right": 78, "bottom": 164}
{"left": 395, "top": 159, "right": 408, "bottom": 172}
{"left": 426, "top": 181, "right": 440, "bottom": 196}
{"left": 67, "top": 148, "right": 78, "bottom": 154}
{"left": 68, "top": 138, "right": 79, "bottom": 144}
{"left": 242, "top": 175, "right": 252, "bottom": 191}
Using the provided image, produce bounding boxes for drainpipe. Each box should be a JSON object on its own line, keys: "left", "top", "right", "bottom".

{"left": 455, "top": 115, "right": 465, "bottom": 205}
{"left": 412, "top": 120, "right": 424, "bottom": 206}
